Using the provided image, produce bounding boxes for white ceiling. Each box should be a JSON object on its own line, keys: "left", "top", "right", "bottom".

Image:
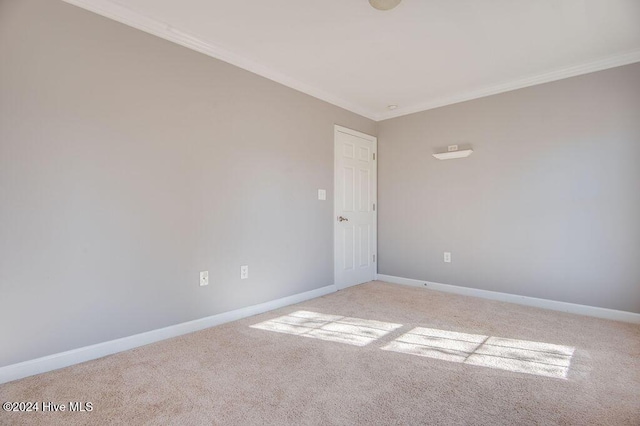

{"left": 66, "top": 0, "right": 640, "bottom": 121}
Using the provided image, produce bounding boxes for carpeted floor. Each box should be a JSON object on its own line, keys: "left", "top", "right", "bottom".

{"left": 1, "top": 281, "right": 639, "bottom": 425}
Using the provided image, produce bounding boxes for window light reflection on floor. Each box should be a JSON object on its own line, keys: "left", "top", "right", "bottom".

{"left": 382, "top": 327, "right": 575, "bottom": 379}
{"left": 251, "top": 313, "right": 575, "bottom": 379}
{"left": 251, "top": 310, "right": 403, "bottom": 347}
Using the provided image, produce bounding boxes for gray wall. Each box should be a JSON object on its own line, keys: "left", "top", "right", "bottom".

{"left": 0, "top": 0, "right": 375, "bottom": 367}
{"left": 378, "top": 62, "right": 640, "bottom": 313}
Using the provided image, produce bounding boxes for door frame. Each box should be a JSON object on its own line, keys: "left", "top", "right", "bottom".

{"left": 333, "top": 124, "right": 378, "bottom": 290}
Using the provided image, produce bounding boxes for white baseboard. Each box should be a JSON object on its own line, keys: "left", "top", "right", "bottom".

{"left": 376, "top": 274, "right": 640, "bottom": 324}
{"left": 0, "top": 284, "right": 337, "bottom": 385}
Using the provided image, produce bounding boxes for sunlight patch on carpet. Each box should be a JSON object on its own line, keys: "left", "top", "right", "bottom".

{"left": 251, "top": 310, "right": 403, "bottom": 346}
{"left": 382, "top": 327, "right": 575, "bottom": 379}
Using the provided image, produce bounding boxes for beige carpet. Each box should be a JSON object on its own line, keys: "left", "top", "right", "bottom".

{"left": 1, "top": 281, "right": 639, "bottom": 425}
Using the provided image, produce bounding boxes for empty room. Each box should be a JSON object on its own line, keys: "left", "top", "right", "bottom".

{"left": 1, "top": 0, "right": 639, "bottom": 424}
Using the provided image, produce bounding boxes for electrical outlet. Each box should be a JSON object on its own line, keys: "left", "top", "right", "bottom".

{"left": 199, "top": 271, "right": 209, "bottom": 286}
{"left": 444, "top": 252, "right": 451, "bottom": 263}
{"left": 240, "top": 265, "right": 249, "bottom": 280}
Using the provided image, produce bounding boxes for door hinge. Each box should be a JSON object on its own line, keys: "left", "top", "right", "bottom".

{"left": 373, "top": 254, "right": 376, "bottom": 262}
{"left": 373, "top": 203, "right": 376, "bottom": 211}
{"left": 373, "top": 153, "right": 376, "bottom": 160}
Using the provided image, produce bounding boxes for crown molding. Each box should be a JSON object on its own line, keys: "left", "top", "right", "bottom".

{"left": 62, "top": 0, "right": 379, "bottom": 121}
{"left": 62, "top": 0, "right": 640, "bottom": 123}
{"left": 376, "top": 49, "right": 640, "bottom": 121}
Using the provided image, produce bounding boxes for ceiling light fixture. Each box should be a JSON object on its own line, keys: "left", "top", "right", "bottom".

{"left": 369, "top": 0, "right": 402, "bottom": 11}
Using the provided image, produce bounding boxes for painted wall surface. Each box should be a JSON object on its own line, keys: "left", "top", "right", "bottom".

{"left": 0, "top": 0, "right": 375, "bottom": 367}
{"left": 378, "top": 62, "right": 640, "bottom": 313}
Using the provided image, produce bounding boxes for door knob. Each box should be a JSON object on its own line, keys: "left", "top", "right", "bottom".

{"left": 338, "top": 216, "right": 349, "bottom": 222}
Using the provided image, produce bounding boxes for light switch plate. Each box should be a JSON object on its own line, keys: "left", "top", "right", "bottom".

{"left": 318, "top": 189, "right": 326, "bottom": 201}
{"left": 199, "top": 271, "right": 209, "bottom": 286}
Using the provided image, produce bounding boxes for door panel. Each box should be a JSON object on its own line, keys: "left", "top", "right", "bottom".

{"left": 343, "top": 166, "right": 355, "bottom": 212}
{"left": 334, "top": 126, "right": 377, "bottom": 289}
{"left": 359, "top": 169, "right": 370, "bottom": 211}
{"left": 359, "top": 225, "right": 371, "bottom": 268}
{"left": 343, "top": 226, "right": 355, "bottom": 271}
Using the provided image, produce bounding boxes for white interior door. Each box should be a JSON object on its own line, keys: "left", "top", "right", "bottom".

{"left": 334, "top": 125, "right": 377, "bottom": 289}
